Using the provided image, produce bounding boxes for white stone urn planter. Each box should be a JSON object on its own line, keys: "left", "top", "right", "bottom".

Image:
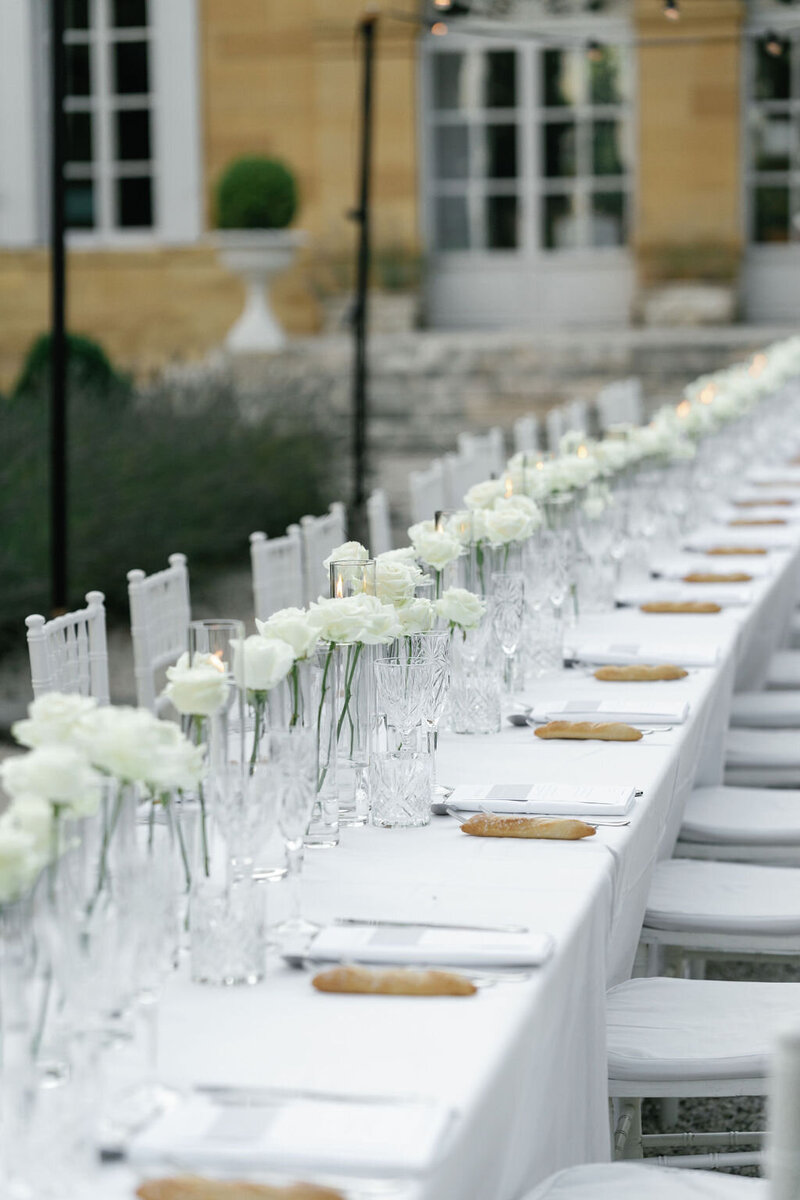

{"left": 215, "top": 229, "right": 307, "bottom": 354}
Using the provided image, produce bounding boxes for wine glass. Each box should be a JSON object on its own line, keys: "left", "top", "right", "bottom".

{"left": 490, "top": 573, "right": 525, "bottom": 693}
{"left": 271, "top": 729, "right": 319, "bottom": 949}
{"left": 374, "top": 658, "right": 432, "bottom": 741}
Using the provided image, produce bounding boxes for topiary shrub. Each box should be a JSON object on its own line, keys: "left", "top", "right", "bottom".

{"left": 11, "top": 332, "right": 132, "bottom": 404}
{"left": 215, "top": 156, "right": 298, "bottom": 230}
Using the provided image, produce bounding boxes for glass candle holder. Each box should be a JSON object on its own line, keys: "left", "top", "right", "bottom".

{"left": 329, "top": 559, "right": 377, "bottom": 598}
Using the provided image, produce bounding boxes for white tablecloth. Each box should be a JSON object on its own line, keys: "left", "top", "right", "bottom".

{"left": 107, "top": 518, "right": 800, "bottom": 1200}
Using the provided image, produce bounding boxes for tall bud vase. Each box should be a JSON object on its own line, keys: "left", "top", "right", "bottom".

{"left": 268, "top": 650, "right": 339, "bottom": 848}
{"left": 334, "top": 642, "right": 374, "bottom": 826}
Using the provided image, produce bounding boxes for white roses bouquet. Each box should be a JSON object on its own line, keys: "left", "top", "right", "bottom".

{"left": 435, "top": 588, "right": 487, "bottom": 633}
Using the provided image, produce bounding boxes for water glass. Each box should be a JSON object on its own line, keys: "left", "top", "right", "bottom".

{"left": 491, "top": 572, "right": 525, "bottom": 692}
{"left": 271, "top": 728, "right": 319, "bottom": 947}
{"left": 369, "top": 749, "right": 432, "bottom": 829}
{"left": 374, "top": 657, "right": 432, "bottom": 738}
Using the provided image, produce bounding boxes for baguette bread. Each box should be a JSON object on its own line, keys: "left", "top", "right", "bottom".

{"left": 706, "top": 547, "right": 767, "bottom": 556}
{"left": 640, "top": 601, "right": 721, "bottom": 614}
{"left": 728, "top": 518, "right": 786, "bottom": 527}
{"left": 137, "top": 1180, "right": 345, "bottom": 1200}
{"left": 735, "top": 499, "right": 793, "bottom": 507}
{"left": 311, "top": 965, "right": 476, "bottom": 997}
{"left": 534, "top": 720, "right": 642, "bottom": 741}
{"left": 594, "top": 664, "right": 688, "bottom": 681}
{"left": 682, "top": 572, "right": 752, "bottom": 583}
{"left": 460, "top": 814, "right": 596, "bottom": 840}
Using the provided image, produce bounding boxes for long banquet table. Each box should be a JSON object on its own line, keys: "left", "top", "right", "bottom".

{"left": 106, "top": 502, "right": 800, "bottom": 1200}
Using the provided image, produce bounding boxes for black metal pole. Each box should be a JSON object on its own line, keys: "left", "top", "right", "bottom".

{"left": 50, "top": 0, "right": 68, "bottom": 612}
{"left": 350, "top": 13, "right": 377, "bottom": 539}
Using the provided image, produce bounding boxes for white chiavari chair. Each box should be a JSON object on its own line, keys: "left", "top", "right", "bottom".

{"left": 408, "top": 459, "right": 447, "bottom": 526}
{"left": 676, "top": 785, "right": 800, "bottom": 866}
{"left": 249, "top": 526, "right": 304, "bottom": 622}
{"left": 545, "top": 405, "right": 567, "bottom": 452}
{"left": 565, "top": 397, "right": 590, "bottom": 437}
{"left": 127, "top": 553, "right": 191, "bottom": 715}
{"left": 513, "top": 415, "right": 541, "bottom": 457}
{"left": 366, "top": 488, "right": 392, "bottom": 556}
{"left": 300, "top": 501, "right": 347, "bottom": 604}
{"left": 444, "top": 450, "right": 484, "bottom": 509}
{"left": 596, "top": 378, "right": 644, "bottom": 432}
{"left": 457, "top": 427, "right": 506, "bottom": 477}
{"left": 25, "top": 591, "right": 110, "bottom": 704}
{"left": 522, "top": 1024, "right": 800, "bottom": 1193}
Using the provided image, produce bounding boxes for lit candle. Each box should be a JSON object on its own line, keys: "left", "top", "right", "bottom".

{"left": 210, "top": 649, "right": 225, "bottom": 673}
{"left": 504, "top": 475, "right": 514, "bottom": 498}
{"left": 676, "top": 399, "right": 691, "bottom": 418}
{"left": 434, "top": 510, "right": 445, "bottom": 533}
{"left": 699, "top": 384, "right": 715, "bottom": 405}
{"left": 749, "top": 353, "right": 767, "bottom": 377}
{"left": 576, "top": 444, "right": 588, "bottom": 459}
{"left": 334, "top": 572, "right": 344, "bottom": 599}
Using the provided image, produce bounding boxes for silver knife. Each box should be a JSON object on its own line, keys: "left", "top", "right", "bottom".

{"left": 332, "top": 916, "right": 529, "bottom": 934}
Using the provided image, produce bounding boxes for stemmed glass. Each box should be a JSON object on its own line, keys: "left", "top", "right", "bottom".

{"left": 576, "top": 494, "right": 616, "bottom": 613}
{"left": 490, "top": 572, "right": 525, "bottom": 693}
{"left": 374, "top": 658, "right": 433, "bottom": 741}
{"left": 271, "top": 729, "right": 319, "bottom": 949}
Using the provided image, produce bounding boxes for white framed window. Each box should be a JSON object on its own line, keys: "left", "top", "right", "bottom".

{"left": 744, "top": 21, "right": 800, "bottom": 244}
{"left": 0, "top": 0, "right": 201, "bottom": 247}
{"left": 422, "top": 34, "right": 632, "bottom": 254}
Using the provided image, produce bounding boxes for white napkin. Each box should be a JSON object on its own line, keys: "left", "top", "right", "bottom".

{"left": 568, "top": 640, "right": 719, "bottom": 668}
{"left": 616, "top": 583, "right": 752, "bottom": 608}
{"left": 305, "top": 923, "right": 553, "bottom": 969}
{"left": 449, "top": 781, "right": 636, "bottom": 816}
{"left": 128, "top": 1091, "right": 455, "bottom": 1178}
{"left": 746, "top": 466, "right": 800, "bottom": 485}
{"left": 650, "top": 554, "right": 774, "bottom": 580}
{"left": 527, "top": 699, "right": 689, "bottom": 726}
{"left": 684, "top": 529, "right": 793, "bottom": 551}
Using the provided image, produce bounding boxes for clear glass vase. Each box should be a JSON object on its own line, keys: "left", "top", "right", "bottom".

{"left": 334, "top": 642, "right": 374, "bottom": 826}
{"left": 268, "top": 651, "right": 339, "bottom": 849}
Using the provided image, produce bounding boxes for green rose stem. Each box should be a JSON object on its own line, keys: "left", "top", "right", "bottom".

{"left": 316, "top": 643, "right": 335, "bottom": 792}
{"left": 476, "top": 542, "right": 486, "bottom": 593}
{"left": 191, "top": 714, "right": 210, "bottom": 878}
{"left": 337, "top": 642, "right": 363, "bottom": 757}
{"left": 248, "top": 691, "right": 268, "bottom": 774}
{"left": 290, "top": 662, "right": 301, "bottom": 728}
{"left": 168, "top": 793, "right": 192, "bottom": 894}
{"left": 433, "top": 569, "right": 442, "bottom": 600}
{"left": 87, "top": 783, "right": 124, "bottom": 919}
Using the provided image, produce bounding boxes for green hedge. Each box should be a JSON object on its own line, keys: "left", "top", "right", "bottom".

{"left": 0, "top": 365, "right": 336, "bottom": 654}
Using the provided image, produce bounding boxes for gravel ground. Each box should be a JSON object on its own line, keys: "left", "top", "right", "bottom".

{"left": 640, "top": 952, "right": 800, "bottom": 1176}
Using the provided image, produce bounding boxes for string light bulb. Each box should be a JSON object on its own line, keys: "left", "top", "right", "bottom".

{"left": 765, "top": 31, "right": 784, "bottom": 57}
{"left": 434, "top": 0, "right": 452, "bottom": 7}
{"left": 663, "top": 0, "right": 680, "bottom": 20}
{"left": 431, "top": 20, "right": 448, "bottom": 34}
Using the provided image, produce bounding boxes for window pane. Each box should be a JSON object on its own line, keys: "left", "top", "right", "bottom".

{"left": 752, "top": 112, "right": 792, "bottom": 171}
{"left": 542, "top": 122, "right": 576, "bottom": 177}
{"left": 591, "top": 191, "right": 626, "bottom": 246}
{"left": 432, "top": 53, "right": 466, "bottom": 110}
{"left": 542, "top": 49, "right": 579, "bottom": 107}
{"left": 482, "top": 124, "right": 517, "bottom": 179}
{"left": 485, "top": 51, "right": 516, "bottom": 108}
{"left": 592, "top": 120, "right": 626, "bottom": 176}
{"left": 754, "top": 40, "right": 791, "bottom": 101}
{"left": 65, "top": 0, "right": 89, "bottom": 30}
{"left": 753, "top": 185, "right": 789, "bottom": 242}
{"left": 433, "top": 124, "right": 469, "bottom": 179}
{"left": 66, "top": 43, "right": 91, "bottom": 96}
{"left": 435, "top": 195, "right": 469, "bottom": 250}
{"left": 65, "top": 180, "right": 94, "bottom": 228}
{"left": 486, "top": 195, "right": 518, "bottom": 249}
{"left": 115, "top": 109, "right": 151, "bottom": 161}
{"left": 117, "top": 175, "right": 153, "bottom": 226}
{"left": 66, "top": 111, "right": 93, "bottom": 162}
{"left": 590, "top": 46, "right": 625, "bottom": 105}
{"left": 114, "top": 40, "right": 149, "bottom": 94}
{"left": 112, "top": 0, "right": 148, "bottom": 27}
{"left": 543, "top": 193, "right": 578, "bottom": 250}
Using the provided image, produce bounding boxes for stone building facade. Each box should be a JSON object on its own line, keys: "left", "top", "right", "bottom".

{"left": 0, "top": 0, "right": 797, "bottom": 390}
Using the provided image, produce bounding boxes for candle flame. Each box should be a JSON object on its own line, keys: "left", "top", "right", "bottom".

{"left": 504, "top": 475, "right": 514, "bottom": 498}
{"left": 335, "top": 576, "right": 344, "bottom": 599}
{"left": 749, "top": 353, "right": 767, "bottom": 377}
{"left": 576, "top": 444, "right": 588, "bottom": 459}
{"left": 699, "top": 385, "right": 715, "bottom": 405}
{"left": 676, "top": 400, "right": 691, "bottom": 418}
{"left": 210, "top": 650, "right": 225, "bottom": 673}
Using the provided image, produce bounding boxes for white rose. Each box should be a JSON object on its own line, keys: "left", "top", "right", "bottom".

{"left": 358, "top": 599, "right": 403, "bottom": 645}
{"left": 0, "top": 745, "right": 102, "bottom": 817}
{"left": 377, "top": 547, "right": 418, "bottom": 566}
{"left": 308, "top": 595, "right": 371, "bottom": 644}
{"left": 75, "top": 706, "right": 182, "bottom": 787}
{"left": 162, "top": 652, "right": 229, "bottom": 717}
{"left": 256, "top": 608, "right": 319, "bottom": 660}
{"left": 376, "top": 559, "right": 421, "bottom": 606}
{"left": 3, "top": 794, "right": 55, "bottom": 856}
{"left": 395, "top": 597, "right": 436, "bottom": 635}
{"left": 12, "top": 692, "right": 98, "bottom": 750}
{"left": 411, "top": 528, "right": 463, "bottom": 571}
{"left": 483, "top": 500, "right": 536, "bottom": 545}
{"left": 323, "top": 541, "right": 369, "bottom": 570}
{"left": 143, "top": 722, "right": 206, "bottom": 793}
{"left": 500, "top": 494, "right": 541, "bottom": 523}
{"left": 407, "top": 519, "right": 434, "bottom": 544}
{"left": 435, "top": 588, "right": 487, "bottom": 631}
{"left": 464, "top": 479, "right": 505, "bottom": 511}
{"left": 0, "top": 821, "right": 46, "bottom": 903}
{"left": 233, "top": 635, "right": 295, "bottom": 693}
